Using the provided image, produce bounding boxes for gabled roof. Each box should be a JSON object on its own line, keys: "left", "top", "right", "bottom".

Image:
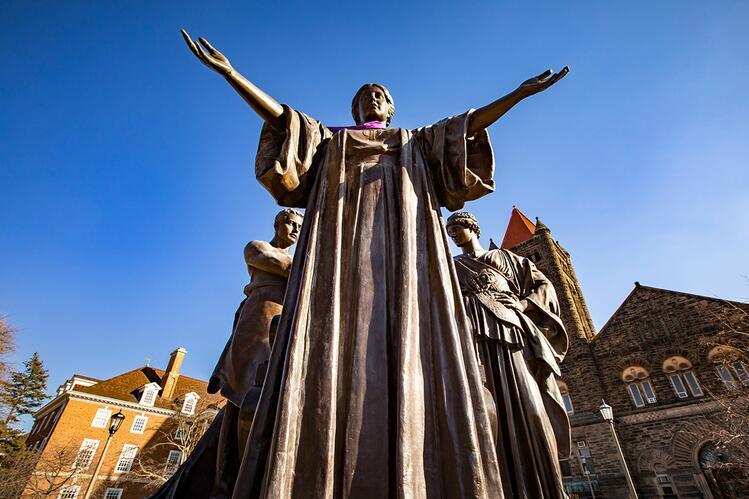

{"left": 597, "top": 282, "right": 749, "bottom": 338}
{"left": 501, "top": 206, "right": 536, "bottom": 249}
{"left": 75, "top": 366, "right": 222, "bottom": 410}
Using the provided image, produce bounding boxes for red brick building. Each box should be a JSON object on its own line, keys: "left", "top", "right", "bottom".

{"left": 24, "top": 348, "right": 223, "bottom": 499}
{"left": 502, "top": 207, "right": 749, "bottom": 499}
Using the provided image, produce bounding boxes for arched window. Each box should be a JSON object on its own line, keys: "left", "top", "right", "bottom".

{"left": 708, "top": 346, "right": 749, "bottom": 390}
{"left": 621, "top": 366, "right": 657, "bottom": 407}
{"left": 663, "top": 356, "right": 703, "bottom": 398}
{"left": 557, "top": 381, "right": 574, "bottom": 415}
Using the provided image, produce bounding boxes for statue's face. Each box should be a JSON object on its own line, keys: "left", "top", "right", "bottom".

{"left": 355, "top": 85, "right": 390, "bottom": 124}
{"left": 447, "top": 223, "right": 474, "bottom": 247}
{"left": 276, "top": 214, "right": 303, "bottom": 246}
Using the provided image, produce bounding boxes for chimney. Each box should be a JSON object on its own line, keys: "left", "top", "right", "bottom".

{"left": 161, "top": 347, "right": 187, "bottom": 400}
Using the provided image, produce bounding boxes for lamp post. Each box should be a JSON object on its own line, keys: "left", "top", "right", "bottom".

{"left": 583, "top": 467, "right": 597, "bottom": 499}
{"left": 599, "top": 400, "right": 638, "bottom": 498}
{"left": 82, "top": 410, "right": 126, "bottom": 499}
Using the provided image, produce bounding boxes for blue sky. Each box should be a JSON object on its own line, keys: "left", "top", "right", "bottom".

{"left": 2, "top": 1, "right": 748, "bottom": 413}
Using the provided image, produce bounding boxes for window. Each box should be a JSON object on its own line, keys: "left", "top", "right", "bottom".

{"left": 174, "top": 428, "right": 183, "bottom": 441}
{"left": 716, "top": 364, "right": 738, "bottom": 390}
{"left": 91, "top": 408, "right": 112, "bottom": 428}
{"left": 115, "top": 444, "right": 139, "bottom": 473}
{"left": 58, "top": 485, "right": 80, "bottom": 498}
{"left": 559, "top": 458, "right": 572, "bottom": 478}
{"left": 140, "top": 384, "right": 159, "bottom": 406}
{"left": 622, "top": 366, "right": 657, "bottom": 407}
{"left": 73, "top": 439, "right": 99, "bottom": 469}
{"left": 656, "top": 473, "right": 678, "bottom": 499}
{"left": 130, "top": 415, "right": 148, "bottom": 434}
{"left": 577, "top": 441, "right": 595, "bottom": 474}
{"left": 557, "top": 381, "right": 574, "bottom": 415}
{"left": 708, "top": 346, "right": 749, "bottom": 390}
{"left": 164, "top": 449, "right": 183, "bottom": 477}
{"left": 663, "top": 356, "right": 702, "bottom": 398}
{"left": 104, "top": 488, "right": 123, "bottom": 499}
{"left": 181, "top": 393, "right": 199, "bottom": 415}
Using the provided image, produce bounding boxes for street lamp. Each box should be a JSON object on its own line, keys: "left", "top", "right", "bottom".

{"left": 82, "top": 411, "right": 126, "bottom": 499}
{"left": 599, "top": 400, "right": 638, "bottom": 498}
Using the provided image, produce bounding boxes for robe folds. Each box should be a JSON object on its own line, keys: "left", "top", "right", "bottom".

{"left": 234, "top": 106, "right": 502, "bottom": 499}
{"left": 454, "top": 249, "right": 571, "bottom": 499}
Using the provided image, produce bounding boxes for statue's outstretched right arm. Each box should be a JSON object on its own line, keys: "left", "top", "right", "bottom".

{"left": 181, "top": 29, "right": 285, "bottom": 130}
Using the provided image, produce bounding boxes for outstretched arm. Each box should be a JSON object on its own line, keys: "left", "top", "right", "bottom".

{"left": 181, "top": 29, "right": 284, "bottom": 129}
{"left": 467, "top": 67, "right": 569, "bottom": 136}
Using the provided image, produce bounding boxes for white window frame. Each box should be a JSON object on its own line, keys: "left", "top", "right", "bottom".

{"left": 733, "top": 361, "right": 749, "bottom": 385}
{"left": 91, "top": 408, "right": 112, "bottom": 428}
{"left": 656, "top": 473, "right": 678, "bottom": 497}
{"left": 682, "top": 370, "right": 703, "bottom": 397}
{"left": 627, "top": 379, "right": 657, "bottom": 407}
{"left": 130, "top": 415, "right": 148, "bottom": 434}
{"left": 104, "top": 488, "right": 124, "bottom": 499}
{"left": 181, "top": 393, "right": 199, "bottom": 415}
{"left": 164, "top": 449, "right": 183, "bottom": 477}
{"left": 669, "top": 373, "right": 688, "bottom": 398}
{"left": 562, "top": 393, "right": 574, "bottom": 414}
{"left": 114, "top": 444, "right": 139, "bottom": 473}
{"left": 628, "top": 383, "right": 646, "bottom": 407}
{"left": 716, "top": 364, "right": 738, "bottom": 390}
{"left": 140, "top": 383, "right": 160, "bottom": 406}
{"left": 73, "top": 438, "right": 100, "bottom": 469}
{"left": 58, "top": 484, "right": 81, "bottom": 498}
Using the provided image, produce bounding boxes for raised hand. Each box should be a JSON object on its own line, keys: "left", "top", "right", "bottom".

{"left": 516, "top": 67, "right": 569, "bottom": 99}
{"left": 179, "top": 29, "right": 284, "bottom": 126}
{"left": 181, "top": 29, "right": 234, "bottom": 76}
{"left": 466, "top": 66, "right": 569, "bottom": 135}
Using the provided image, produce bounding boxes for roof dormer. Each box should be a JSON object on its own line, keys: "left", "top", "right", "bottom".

{"left": 139, "top": 382, "right": 161, "bottom": 406}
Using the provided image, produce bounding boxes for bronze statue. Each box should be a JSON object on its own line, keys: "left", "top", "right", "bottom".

{"left": 150, "top": 210, "right": 302, "bottom": 499}
{"left": 447, "top": 212, "right": 570, "bottom": 499}
{"left": 209, "top": 208, "right": 303, "bottom": 412}
{"left": 179, "top": 29, "right": 568, "bottom": 498}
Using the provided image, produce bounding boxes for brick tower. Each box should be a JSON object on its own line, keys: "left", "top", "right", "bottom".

{"left": 499, "top": 207, "right": 613, "bottom": 496}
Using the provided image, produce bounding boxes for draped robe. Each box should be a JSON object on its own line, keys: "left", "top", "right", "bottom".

{"left": 454, "top": 249, "right": 570, "bottom": 499}
{"left": 234, "top": 106, "right": 502, "bottom": 498}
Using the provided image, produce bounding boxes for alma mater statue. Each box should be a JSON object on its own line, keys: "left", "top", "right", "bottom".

{"left": 180, "top": 30, "right": 567, "bottom": 498}
{"left": 447, "top": 212, "right": 570, "bottom": 498}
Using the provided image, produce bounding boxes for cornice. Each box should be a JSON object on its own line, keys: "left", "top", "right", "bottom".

{"left": 33, "top": 391, "right": 178, "bottom": 419}
{"left": 619, "top": 400, "right": 721, "bottom": 424}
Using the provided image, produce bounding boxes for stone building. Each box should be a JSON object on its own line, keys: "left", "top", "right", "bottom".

{"left": 24, "top": 348, "right": 223, "bottom": 499}
{"left": 500, "top": 207, "right": 749, "bottom": 499}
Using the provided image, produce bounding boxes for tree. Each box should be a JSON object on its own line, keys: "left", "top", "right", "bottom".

{"left": 0, "top": 442, "right": 87, "bottom": 498}
{"left": 2, "top": 353, "right": 48, "bottom": 427}
{"left": 0, "top": 352, "right": 49, "bottom": 466}
{"left": 131, "top": 404, "right": 218, "bottom": 492}
{"left": 697, "top": 297, "right": 749, "bottom": 496}
{"left": 0, "top": 317, "right": 16, "bottom": 385}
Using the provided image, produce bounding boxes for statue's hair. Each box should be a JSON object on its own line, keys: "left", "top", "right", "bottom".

{"left": 351, "top": 83, "right": 395, "bottom": 126}
{"left": 274, "top": 208, "right": 304, "bottom": 228}
{"left": 446, "top": 211, "right": 481, "bottom": 238}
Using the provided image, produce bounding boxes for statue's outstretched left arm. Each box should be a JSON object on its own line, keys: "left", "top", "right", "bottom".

{"left": 467, "top": 67, "right": 569, "bottom": 136}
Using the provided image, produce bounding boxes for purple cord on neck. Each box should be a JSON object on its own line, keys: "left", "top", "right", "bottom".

{"left": 328, "top": 121, "right": 387, "bottom": 132}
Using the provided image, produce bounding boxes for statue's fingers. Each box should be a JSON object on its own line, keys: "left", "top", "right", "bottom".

{"left": 198, "top": 37, "right": 221, "bottom": 57}
{"left": 181, "top": 30, "right": 202, "bottom": 58}
{"left": 546, "top": 68, "right": 569, "bottom": 87}
{"left": 535, "top": 69, "right": 553, "bottom": 81}
{"left": 195, "top": 43, "right": 214, "bottom": 66}
{"left": 181, "top": 29, "right": 196, "bottom": 49}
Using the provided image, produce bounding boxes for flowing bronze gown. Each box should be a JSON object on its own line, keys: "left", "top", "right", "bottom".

{"left": 454, "top": 249, "right": 571, "bottom": 499}
{"left": 233, "top": 107, "right": 502, "bottom": 498}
